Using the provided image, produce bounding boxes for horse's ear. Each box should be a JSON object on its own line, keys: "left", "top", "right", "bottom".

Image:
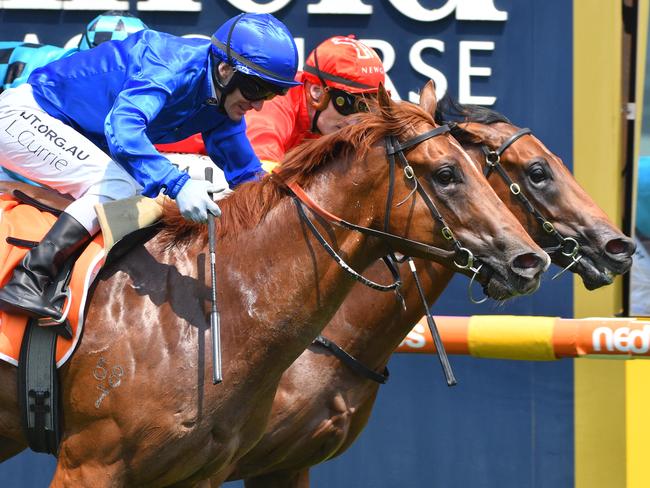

{"left": 419, "top": 80, "right": 438, "bottom": 115}
{"left": 377, "top": 83, "right": 392, "bottom": 109}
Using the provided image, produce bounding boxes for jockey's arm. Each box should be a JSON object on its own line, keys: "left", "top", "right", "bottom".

{"left": 202, "top": 123, "right": 263, "bottom": 187}
{"left": 104, "top": 72, "right": 190, "bottom": 199}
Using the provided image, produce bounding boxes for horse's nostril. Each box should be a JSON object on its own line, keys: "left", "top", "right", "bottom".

{"left": 605, "top": 237, "right": 636, "bottom": 257}
{"left": 513, "top": 252, "right": 543, "bottom": 270}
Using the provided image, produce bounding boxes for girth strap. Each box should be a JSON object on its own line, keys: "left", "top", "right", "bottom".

{"left": 18, "top": 319, "right": 61, "bottom": 455}
{"left": 12, "top": 189, "right": 63, "bottom": 216}
{"left": 313, "top": 335, "right": 389, "bottom": 384}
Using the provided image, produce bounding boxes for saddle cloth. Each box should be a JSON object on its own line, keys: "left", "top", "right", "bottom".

{"left": 0, "top": 187, "right": 168, "bottom": 368}
{"left": 0, "top": 195, "right": 106, "bottom": 368}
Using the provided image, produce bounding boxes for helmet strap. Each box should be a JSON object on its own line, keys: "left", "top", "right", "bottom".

{"left": 212, "top": 13, "right": 245, "bottom": 112}
{"left": 310, "top": 110, "right": 322, "bottom": 134}
{"left": 225, "top": 14, "right": 244, "bottom": 65}
{"left": 80, "top": 30, "right": 95, "bottom": 50}
{"left": 211, "top": 57, "right": 236, "bottom": 113}
{"left": 308, "top": 48, "right": 330, "bottom": 134}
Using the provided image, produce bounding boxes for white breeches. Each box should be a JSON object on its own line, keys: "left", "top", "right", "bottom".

{"left": 0, "top": 84, "right": 141, "bottom": 234}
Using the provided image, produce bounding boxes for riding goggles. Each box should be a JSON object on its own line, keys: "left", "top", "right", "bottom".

{"left": 330, "top": 88, "right": 371, "bottom": 116}
{"left": 236, "top": 72, "right": 289, "bottom": 102}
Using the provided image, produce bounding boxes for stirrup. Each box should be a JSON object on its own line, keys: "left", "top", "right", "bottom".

{"left": 37, "top": 316, "right": 72, "bottom": 340}
{"left": 37, "top": 287, "right": 73, "bottom": 339}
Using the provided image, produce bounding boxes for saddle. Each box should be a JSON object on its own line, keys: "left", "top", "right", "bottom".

{"left": 0, "top": 183, "right": 165, "bottom": 455}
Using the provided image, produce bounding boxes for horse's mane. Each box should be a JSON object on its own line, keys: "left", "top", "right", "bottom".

{"left": 434, "top": 94, "right": 511, "bottom": 125}
{"left": 434, "top": 94, "right": 511, "bottom": 146}
{"left": 160, "top": 99, "right": 436, "bottom": 247}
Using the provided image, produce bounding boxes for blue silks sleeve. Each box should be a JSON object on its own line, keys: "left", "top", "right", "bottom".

{"left": 203, "top": 121, "right": 263, "bottom": 187}
{"left": 104, "top": 62, "right": 189, "bottom": 198}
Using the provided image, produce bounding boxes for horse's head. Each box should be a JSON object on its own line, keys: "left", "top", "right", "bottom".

{"left": 441, "top": 106, "right": 635, "bottom": 290}
{"left": 356, "top": 82, "right": 549, "bottom": 300}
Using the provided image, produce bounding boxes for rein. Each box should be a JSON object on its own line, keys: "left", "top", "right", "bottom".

{"left": 313, "top": 335, "right": 389, "bottom": 384}
{"left": 286, "top": 179, "right": 458, "bottom": 264}
{"left": 282, "top": 124, "right": 483, "bottom": 274}
{"left": 481, "top": 128, "right": 582, "bottom": 279}
{"left": 276, "top": 123, "right": 468, "bottom": 386}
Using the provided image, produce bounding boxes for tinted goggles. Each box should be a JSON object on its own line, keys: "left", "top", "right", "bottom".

{"left": 329, "top": 88, "right": 371, "bottom": 116}
{"left": 236, "top": 72, "right": 288, "bottom": 102}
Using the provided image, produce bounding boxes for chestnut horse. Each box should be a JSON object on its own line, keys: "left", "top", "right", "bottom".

{"left": 0, "top": 85, "right": 547, "bottom": 486}
{"left": 225, "top": 95, "right": 634, "bottom": 488}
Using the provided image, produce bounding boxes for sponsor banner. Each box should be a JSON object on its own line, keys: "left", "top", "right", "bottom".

{"left": 398, "top": 315, "right": 650, "bottom": 360}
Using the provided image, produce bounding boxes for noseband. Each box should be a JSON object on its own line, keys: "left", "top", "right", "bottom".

{"left": 481, "top": 128, "right": 582, "bottom": 279}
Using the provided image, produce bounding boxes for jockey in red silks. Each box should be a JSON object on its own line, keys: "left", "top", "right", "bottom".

{"left": 158, "top": 36, "right": 386, "bottom": 170}
{"left": 247, "top": 35, "right": 386, "bottom": 169}
{"left": 0, "top": 13, "right": 299, "bottom": 322}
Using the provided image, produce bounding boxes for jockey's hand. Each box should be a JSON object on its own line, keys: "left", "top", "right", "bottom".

{"left": 176, "top": 179, "right": 222, "bottom": 223}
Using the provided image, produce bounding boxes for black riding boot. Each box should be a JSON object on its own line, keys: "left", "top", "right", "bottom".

{"left": 0, "top": 212, "right": 91, "bottom": 320}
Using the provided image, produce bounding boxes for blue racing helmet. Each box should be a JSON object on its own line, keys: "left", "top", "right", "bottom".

{"left": 79, "top": 11, "right": 148, "bottom": 51}
{"left": 210, "top": 13, "right": 300, "bottom": 89}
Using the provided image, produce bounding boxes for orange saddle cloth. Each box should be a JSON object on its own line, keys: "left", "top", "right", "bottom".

{"left": 0, "top": 196, "right": 105, "bottom": 368}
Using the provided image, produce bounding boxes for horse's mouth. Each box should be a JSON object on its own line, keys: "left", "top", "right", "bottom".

{"left": 572, "top": 254, "right": 617, "bottom": 290}
{"left": 547, "top": 229, "right": 635, "bottom": 289}
{"left": 555, "top": 246, "right": 633, "bottom": 290}
{"left": 476, "top": 263, "right": 542, "bottom": 301}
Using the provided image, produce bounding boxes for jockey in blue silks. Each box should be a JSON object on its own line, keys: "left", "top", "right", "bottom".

{"left": 0, "top": 12, "right": 300, "bottom": 322}
{"left": 0, "top": 11, "right": 148, "bottom": 184}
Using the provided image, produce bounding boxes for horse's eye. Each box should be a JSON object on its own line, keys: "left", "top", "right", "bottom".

{"left": 528, "top": 164, "right": 548, "bottom": 184}
{"left": 434, "top": 167, "right": 455, "bottom": 186}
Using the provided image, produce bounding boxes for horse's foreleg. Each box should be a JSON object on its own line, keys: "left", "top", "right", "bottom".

{"left": 50, "top": 461, "right": 128, "bottom": 488}
{"left": 0, "top": 436, "right": 26, "bottom": 461}
{"left": 51, "top": 439, "right": 128, "bottom": 488}
{"left": 244, "top": 469, "right": 310, "bottom": 488}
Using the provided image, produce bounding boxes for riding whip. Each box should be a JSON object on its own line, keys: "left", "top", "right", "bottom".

{"left": 205, "top": 167, "right": 223, "bottom": 384}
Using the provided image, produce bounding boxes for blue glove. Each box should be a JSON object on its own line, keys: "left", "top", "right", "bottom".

{"left": 175, "top": 179, "right": 222, "bottom": 223}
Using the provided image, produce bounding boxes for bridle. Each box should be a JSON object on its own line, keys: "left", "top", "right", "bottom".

{"left": 479, "top": 127, "right": 582, "bottom": 279}
{"left": 278, "top": 124, "right": 484, "bottom": 288}
{"left": 384, "top": 126, "right": 487, "bottom": 305}
{"left": 275, "top": 122, "right": 489, "bottom": 386}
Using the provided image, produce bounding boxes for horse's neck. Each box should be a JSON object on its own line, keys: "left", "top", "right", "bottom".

{"left": 213, "top": 173, "right": 385, "bottom": 382}
{"left": 318, "top": 258, "right": 455, "bottom": 372}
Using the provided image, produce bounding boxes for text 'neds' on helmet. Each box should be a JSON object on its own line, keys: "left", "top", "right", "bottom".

{"left": 303, "top": 36, "right": 385, "bottom": 95}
